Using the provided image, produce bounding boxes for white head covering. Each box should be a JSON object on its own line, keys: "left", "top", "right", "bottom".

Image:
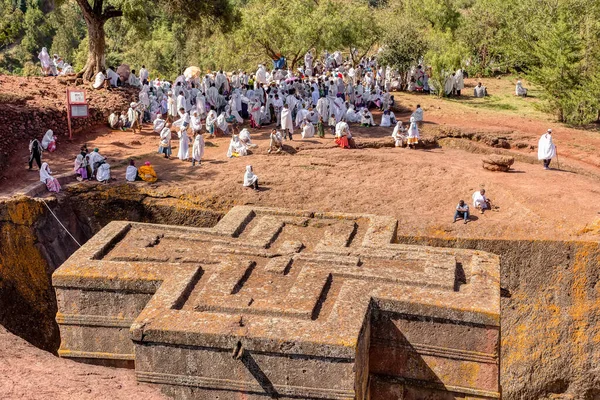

{"left": 38, "top": 48, "right": 51, "bottom": 68}
{"left": 39, "top": 162, "right": 52, "bottom": 182}
{"left": 243, "top": 165, "right": 258, "bottom": 187}
{"left": 42, "top": 129, "right": 54, "bottom": 149}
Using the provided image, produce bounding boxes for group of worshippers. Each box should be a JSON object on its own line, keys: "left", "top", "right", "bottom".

{"left": 38, "top": 48, "right": 75, "bottom": 76}
{"left": 95, "top": 50, "right": 417, "bottom": 158}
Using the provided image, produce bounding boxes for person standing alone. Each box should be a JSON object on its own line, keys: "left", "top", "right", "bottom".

{"left": 538, "top": 129, "right": 557, "bottom": 170}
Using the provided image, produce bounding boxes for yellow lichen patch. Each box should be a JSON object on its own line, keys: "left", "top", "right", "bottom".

{"left": 4, "top": 197, "right": 44, "bottom": 225}
{"left": 577, "top": 218, "right": 600, "bottom": 236}
{"left": 0, "top": 223, "right": 51, "bottom": 307}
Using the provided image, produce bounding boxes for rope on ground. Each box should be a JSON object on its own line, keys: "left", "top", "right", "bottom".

{"left": 40, "top": 199, "right": 82, "bottom": 248}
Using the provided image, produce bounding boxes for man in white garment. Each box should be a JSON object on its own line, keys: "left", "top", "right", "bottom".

{"left": 93, "top": 69, "right": 110, "bottom": 89}
{"left": 316, "top": 96, "right": 329, "bottom": 121}
{"left": 472, "top": 189, "right": 492, "bottom": 214}
{"left": 272, "top": 94, "right": 284, "bottom": 128}
{"left": 411, "top": 105, "right": 424, "bottom": 122}
{"left": 153, "top": 114, "right": 166, "bottom": 133}
{"left": 139, "top": 65, "right": 149, "bottom": 83}
{"left": 516, "top": 80, "right": 527, "bottom": 97}
{"left": 280, "top": 104, "right": 294, "bottom": 140}
{"left": 474, "top": 82, "right": 487, "bottom": 98}
{"left": 106, "top": 67, "right": 119, "bottom": 87}
{"left": 454, "top": 69, "right": 464, "bottom": 96}
{"left": 538, "top": 129, "right": 557, "bottom": 170}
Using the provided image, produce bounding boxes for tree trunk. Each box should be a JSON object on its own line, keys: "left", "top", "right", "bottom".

{"left": 79, "top": 18, "right": 106, "bottom": 81}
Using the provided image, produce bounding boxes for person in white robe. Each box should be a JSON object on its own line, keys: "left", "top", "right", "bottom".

{"left": 454, "top": 69, "right": 465, "bottom": 96}
{"left": 444, "top": 73, "right": 455, "bottom": 96}
{"left": 227, "top": 134, "right": 248, "bottom": 158}
{"left": 538, "top": 129, "right": 557, "bottom": 170}
{"left": 158, "top": 126, "right": 172, "bottom": 158}
{"left": 167, "top": 91, "right": 178, "bottom": 119}
{"left": 96, "top": 162, "right": 111, "bottom": 183}
{"left": 301, "top": 119, "right": 315, "bottom": 139}
{"left": 128, "top": 71, "right": 141, "bottom": 87}
{"left": 216, "top": 112, "right": 229, "bottom": 135}
{"left": 196, "top": 91, "right": 207, "bottom": 118}
{"left": 345, "top": 104, "right": 360, "bottom": 123}
{"left": 243, "top": 165, "right": 259, "bottom": 191}
{"left": 307, "top": 108, "right": 319, "bottom": 124}
{"left": 280, "top": 104, "right": 294, "bottom": 140}
{"left": 93, "top": 70, "right": 109, "bottom": 89}
{"left": 411, "top": 105, "right": 424, "bottom": 122}
{"left": 392, "top": 121, "right": 406, "bottom": 147}
{"left": 316, "top": 96, "right": 329, "bottom": 121}
{"left": 176, "top": 91, "right": 186, "bottom": 113}
{"left": 407, "top": 117, "right": 420, "bottom": 149}
{"left": 38, "top": 48, "right": 56, "bottom": 76}
{"left": 304, "top": 51, "right": 314, "bottom": 76}
{"left": 106, "top": 67, "right": 119, "bottom": 87}
{"left": 473, "top": 82, "right": 487, "bottom": 98}
{"left": 380, "top": 110, "right": 393, "bottom": 127}
{"left": 126, "top": 160, "right": 138, "bottom": 182}
{"left": 272, "top": 94, "right": 284, "bottom": 127}
{"left": 268, "top": 130, "right": 283, "bottom": 153}
{"left": 239, "top": 128, "right": 257, "bottom": 148}
{"left": 177, "top": 127, "right": 190, "bottom": 161}
{"left": 153, "top": 114, "right": 166, "bottom": 133}
{"left": 360, "top": 108, "right": 375, "bottom": 127}
{"left": 192, "top": 133, "right": 204, "bottom": 166}
{"left": 256, "top": 65, "right": 267, "bottom": 86}
{"left": 41, "top": 129, "right": 56, "bottom": 152}
{"left": 109, "top": 112, "right": 122, "bottom": 130}
{"left": 472, "top": 189, "right": 491, "bottom": 214}
{"left": 516, "top": 80, "right": 527, "bottom": 97}
{"left": 295, "top": 105, "right": 309, "bottom": 128}
{"left": 205, "top": 109, "right": 218, "bottom": 137}
{"left": 190, "top": 111, "right": 202, "bottom": 135}
{"left": 39, "top": 162, "right": 61, "bottom": 192}
{"left": 139, "top": 66, "right": 149, "bottom": 83}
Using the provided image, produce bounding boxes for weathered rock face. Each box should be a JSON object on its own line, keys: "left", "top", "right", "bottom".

{"left": 482, "top": 154, "right": 515, "bottom": 172}
{"left": 53, "top": 206, "right": 501, "bottom": 399}
{"left": 397, "top": 236, "right": 600, "bottom": 400}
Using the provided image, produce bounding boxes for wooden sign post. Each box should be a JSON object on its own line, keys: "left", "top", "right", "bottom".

{"left": 66, "top": 88, "right": 89, "bottom": 139}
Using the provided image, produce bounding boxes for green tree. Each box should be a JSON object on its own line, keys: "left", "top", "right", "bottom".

{"left": 55, "top": 0, "right": 236, "bottom": 80}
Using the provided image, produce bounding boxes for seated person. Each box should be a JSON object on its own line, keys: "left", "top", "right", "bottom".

{"left": 109, "top": 111, "right": 123, "bottom": 130}
{"left": 515, "top": 80, "right": 527, "bottom": 97}
{"left": 96, "top": 162, "right": 111, "bottom": 184}
{"left": 453, "top": 200, "right": 470, "bottom": 224}
{"left": 239, "top": 128, "right": 257, "bottom": 148}
{"left": 472, "top": 189, "right": 492, "bottom": 214}
{"left": 138, "top": 161, "right": 158, "bottom": 183}
{"left": 380, "top": 110, "right": 395, "bottom": 127}
{"left": 226, "top": 134, "right": 248, "bottom": 158}
{"left": 411, "top": 104, "right": 424, "bottom": 122}
{"left": 334, "top": 119, "right": 351, "bottom": 149}
{"left": 243, "top": 165, "right": 259, "bottom": 191}
{"left": 268, "top": 129, "right": 283, "bottom": 154}
{"left": 360, "top": 108, "right": 376, "bottom": 127}
{"left": 39, "top": 162, "right": 61, "bottom": 193}
{"left": 125, "top": 160, "right": 139, "bottom": 182}
{"left": 301, "top": 119, "right": 315, "bottom": 139}
{"left": 473, "top": 82, "right": 487, "bottom": 98}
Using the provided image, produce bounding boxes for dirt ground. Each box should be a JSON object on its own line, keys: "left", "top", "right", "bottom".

{"left": 2, "top": 76, "right": 599, "bottom": 242}
{"left": 0, "top": 325, "right": 166, "bottom": 400}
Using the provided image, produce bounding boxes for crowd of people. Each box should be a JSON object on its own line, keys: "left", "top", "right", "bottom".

{"left": 31, "top": 49, "right": 558, "bottom": 221}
